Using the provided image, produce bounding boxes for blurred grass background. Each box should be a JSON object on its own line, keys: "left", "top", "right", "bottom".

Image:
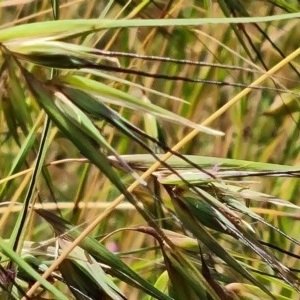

{"left": 1, "top": 0, "right": 300, "bottom": 299}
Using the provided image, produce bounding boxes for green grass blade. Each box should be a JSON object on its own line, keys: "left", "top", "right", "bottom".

{"left": 0, "top": 237, "right": 69, "bottom": 300}
{"left": 166, "top": 187, "right": 276, "bottom": 299}
{"left": 0, "top": 114, "right": 41, "bottom": 200}
{"left": 111, "top": 154, "right": 300, "bottom": 172}
{"left": 36, "top": 209, "right": 172, "bottom": 300}
{"left": 56, "top": 75, "right": 222, "bottom": 135}
{"left": 1, "top": 14, "right": 300, "bottom": 41}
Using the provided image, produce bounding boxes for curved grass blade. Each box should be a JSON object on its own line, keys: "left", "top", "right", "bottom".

{"left": 172, "top": 187, "right": 300, "bottom": 293}
{"left": 20, "top": 64, "right": 148, "bottom": 188}
{"left": 127, "top": 227, "right": 221, "bottom": 300}
{"left": 36, "top": 209, "right": 172, "bottom": 300}
{"left": 8, "top": 40, "right": 119, "bottom": 65}
{"left": 52, "top": 89, "right": 144, "bottom": 183}
{"left": 58, "top": 240, "right": 126, "bottom": 300}
{"left": 165, "top": 186, "right": 278, "bottom": 299}
{"left": 56, "top": 75, "right": 223, "bottom": 136}
{"left": 59, "top": 259, "right": 125, "bottom": 300}
{"left": 0, "top": 237, "right": 69, "bottom": 300}
{"left": 54, "top": 84, "right": 219, "bottom": 183}
{"left": 147, "top": 271, "right": 169, "bottom": 300}
{"left": 161, "top": 247, "right": 210, "bottom": 300}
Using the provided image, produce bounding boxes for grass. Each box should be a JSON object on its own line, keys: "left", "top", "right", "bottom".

{"left": 1, "top": 1, "right": 300, "bottom": 299}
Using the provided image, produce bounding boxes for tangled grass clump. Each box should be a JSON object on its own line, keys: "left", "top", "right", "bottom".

{"left": 1, "top": 1, "right": 300, "bottom": 299}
